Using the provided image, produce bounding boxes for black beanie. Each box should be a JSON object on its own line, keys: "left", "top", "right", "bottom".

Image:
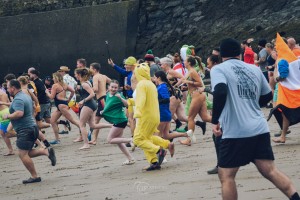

{"left": 220, "top": 38, "right": 241, "bottom": 58}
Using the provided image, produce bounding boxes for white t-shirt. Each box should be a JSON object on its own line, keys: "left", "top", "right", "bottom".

{"left": 211, "top": 59, "right": 271, "bottom": 139}
{"left": 63, "top": 74, "right": 77, "bottom": 101}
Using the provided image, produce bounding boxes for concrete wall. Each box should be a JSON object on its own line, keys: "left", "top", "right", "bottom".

{"left": 0, "top": 0, "right": 139, "bottom": 81}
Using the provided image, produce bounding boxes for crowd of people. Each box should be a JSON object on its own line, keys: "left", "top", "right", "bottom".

{"left": 0, "top": 33, "right": 300, "bottom": 200}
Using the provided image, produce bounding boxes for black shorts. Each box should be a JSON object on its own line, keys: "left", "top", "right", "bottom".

{"left": 113, "top": 121, "right": 128, "bottom": 128}
{"left": 16, "top": 126, "right": 39, "bottom": 150}
{"left": 35, "top": 112, "right": 42, "bottom": 121}
{"left": 218, "top": 133, "right": 274, "bottom": 168}
{"left": 96, "top": 96, "right": 106, "bottom": 117}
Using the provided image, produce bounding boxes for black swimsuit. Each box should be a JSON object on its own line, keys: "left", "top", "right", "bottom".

{"left": 79, "top": 82, "right": 97, "bottom": 111}
{"left": 54, "top": 87, "right": 68, "bottom": 111}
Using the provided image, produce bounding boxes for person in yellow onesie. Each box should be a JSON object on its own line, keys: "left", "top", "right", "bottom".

{"left": 133, "top": 63, "right": 175, "bottom": 171}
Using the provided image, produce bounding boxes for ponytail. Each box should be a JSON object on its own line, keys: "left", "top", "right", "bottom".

{"left": 154, "top": 71, "right": 175, "bottom": 96}
{"left": 75, "top": 68, "right": 92, "bottom": 82}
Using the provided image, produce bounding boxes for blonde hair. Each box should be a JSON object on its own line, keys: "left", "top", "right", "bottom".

{"left": 17, "top": 76, "right": 28, "bottom": 85}
{"left": 52, "top": 72, "right": 64, "bottom": 85}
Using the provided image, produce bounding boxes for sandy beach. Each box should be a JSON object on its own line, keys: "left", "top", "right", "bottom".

{"left": 0, "top": 107, "right": 299, "bottom": 200}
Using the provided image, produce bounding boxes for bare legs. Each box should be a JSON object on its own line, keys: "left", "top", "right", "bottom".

{"left": 273, "top": 113, "right": 290, "bottom": 143}
{"left": 180, "top": 93, "right": 211, "bottom": 145}
{"left": 0, "top": 130, "right": 14, "bottom": 155}
{"left": 18, "top": 148, "right": 48, "bottom": 179}
{"left": 50, "top": 110, "right": 62, "bottom": 141}
{"left": 128, "top": 112, "right": 135, "bottom": 137}
{"left": 218, "top": 160, "right": 298, "bottom": 200}
{"left": 255, "top": 159, "right": 297, "bottom": 199}
{"left": 78, "top": 106, "right": 112, "bottom": 150}
{"left": 158, "top": 122, "right": 187, "bottom": 140}
{"left": 50, "top": 105, "right": 80, "bottom": 142}
{"left": 218, "top": 167, "right": 239, "bottom": 200}
{"left": 107, "top": 126, "right": 134, "bottom": 161}
{"left": 89, "top": 116, "right": 101, "bottom": 145}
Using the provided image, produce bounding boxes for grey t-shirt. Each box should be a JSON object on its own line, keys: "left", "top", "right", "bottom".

{"left": 9, "top": 91, "right": 36, "bottom": 132}
{"left": 150, "top": 63, "right": 161, "bottom": 77}
{"left": 258, "top": 48, "right": 268, "bottom": 72}
{"left": 211, "top": 59, "right": 271, "bottom": 139}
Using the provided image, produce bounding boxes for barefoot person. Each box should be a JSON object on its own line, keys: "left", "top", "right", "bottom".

{"left": 101, "top": 80, "right": 135, "bottom": 165}
{"left": 75, "top": 68, "right": 112, "bottom": 150}
{"left": 179, "top": 56, "right": 212, "bottom": 146}
{"left": 89, "top": 62, "right": 111, "bottom": 145}
{"left": 45, "top": 72, "right": 81, "bottom": 144}
{"left": 4, "top": 79, "right": 56, "bottom": 184}
{"left": 0, "top": 89, "right": 14, "bottom": 156}
{"left": 133, "top": 63, "right": 174, "bottom": 171}
{"left": 211, "top": 38, "right": 300, "bottom": 200}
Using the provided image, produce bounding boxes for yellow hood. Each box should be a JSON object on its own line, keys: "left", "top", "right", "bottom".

{"left": 134, "top": 62, "right": 151, "bottom": 81}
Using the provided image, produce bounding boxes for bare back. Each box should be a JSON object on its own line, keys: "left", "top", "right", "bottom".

{"left": 93, "top": 73, "right": 111, "bottom": 99}
{"left": 0, "top": 90, "right": 9, "bottom": 111}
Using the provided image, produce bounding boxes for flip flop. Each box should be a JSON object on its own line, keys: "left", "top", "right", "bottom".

{"left": 122, "top": 159, "right": 135, "bottom": 165}
{"left": 4, "top": 153, "right": 15, "bottom": 156}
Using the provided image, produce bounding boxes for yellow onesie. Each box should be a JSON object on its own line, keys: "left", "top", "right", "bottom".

{"left": 133, "top": 63, "right": 170, "bottom": 164}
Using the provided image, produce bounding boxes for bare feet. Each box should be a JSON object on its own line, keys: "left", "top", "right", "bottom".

{"left": 272, "top": 137, "right": 286, "bottom": 144}
{"left": 179, "top": 138, "right": 191, "bottom": 146}
{"left": 79, "top": 144, "right": 90, "bottom": 150}
{"left": 168, "top": 142, "right": 175, "bottom": 157}
{"left": 73, "top": 137, "right": 83, "bottom": 142}
{"left": 88, "top": 141, "right": 97, "bottom": 145}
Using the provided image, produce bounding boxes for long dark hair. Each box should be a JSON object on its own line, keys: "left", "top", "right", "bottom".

{"left": 155, "top": 71, "right": 175, "bottom": 96}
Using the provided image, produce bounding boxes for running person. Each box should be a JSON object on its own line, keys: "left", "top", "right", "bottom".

{"left": 211, "top": 38, "right": 300, "bottom": 200}
{"left": 18, "top": 76, "right": 52, "bottom": 148}
{"left": 153, "top": 71, "right": 189, "bottom": 140}
{"left": 45, "top": 72, "right": 81, "bottom": 144}
{"left": 4, "top": 79, "right": 56, "bottom": 184}
{"left": 133, "top": 63, "right": 174, "bottom": 171}
{"left": 0, "top": 89, "right": 14, "bottom": 156}
{"left": 101, "top": 80, "right": 135, "bottom": 165}
{"left": 159, "top": 57, "right": 187, "bottom": 130}
{"left": 180, "top": 56, "right": 212, "bottom": 146}
{"left": 89, "top": 62, "right": 111, "bottom": 145}
{"left": 75, "top": 68, "right": 112, "bottom": 150}
{"left": 108, "top": 57, "right": 136, "bottom": 139}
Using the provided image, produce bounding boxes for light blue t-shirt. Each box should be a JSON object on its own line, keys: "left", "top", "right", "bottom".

{"left": 258, "top": 48, "right": 268, "bottom": 72}
{"left": 9, "top": 91, "right": 36, "bottom": 132}
{"left": 211, "top": 59, "right": 271, "bottom": 139}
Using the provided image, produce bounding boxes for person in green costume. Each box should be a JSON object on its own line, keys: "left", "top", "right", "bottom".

{"left": 101, "top": 80, "right": 135, "bottom": 165}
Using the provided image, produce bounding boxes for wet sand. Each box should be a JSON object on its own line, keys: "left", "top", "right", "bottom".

{"left": 0, "top": 108, "right": 299, "bottom": 200}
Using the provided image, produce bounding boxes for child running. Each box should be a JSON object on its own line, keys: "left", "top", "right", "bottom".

{"left": 101, "top": 80, "right": 135, "bottom": 165}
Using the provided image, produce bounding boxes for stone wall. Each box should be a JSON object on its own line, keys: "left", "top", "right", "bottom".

{"left": 136, "top": 0, "right": 300, "bottom": 58}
